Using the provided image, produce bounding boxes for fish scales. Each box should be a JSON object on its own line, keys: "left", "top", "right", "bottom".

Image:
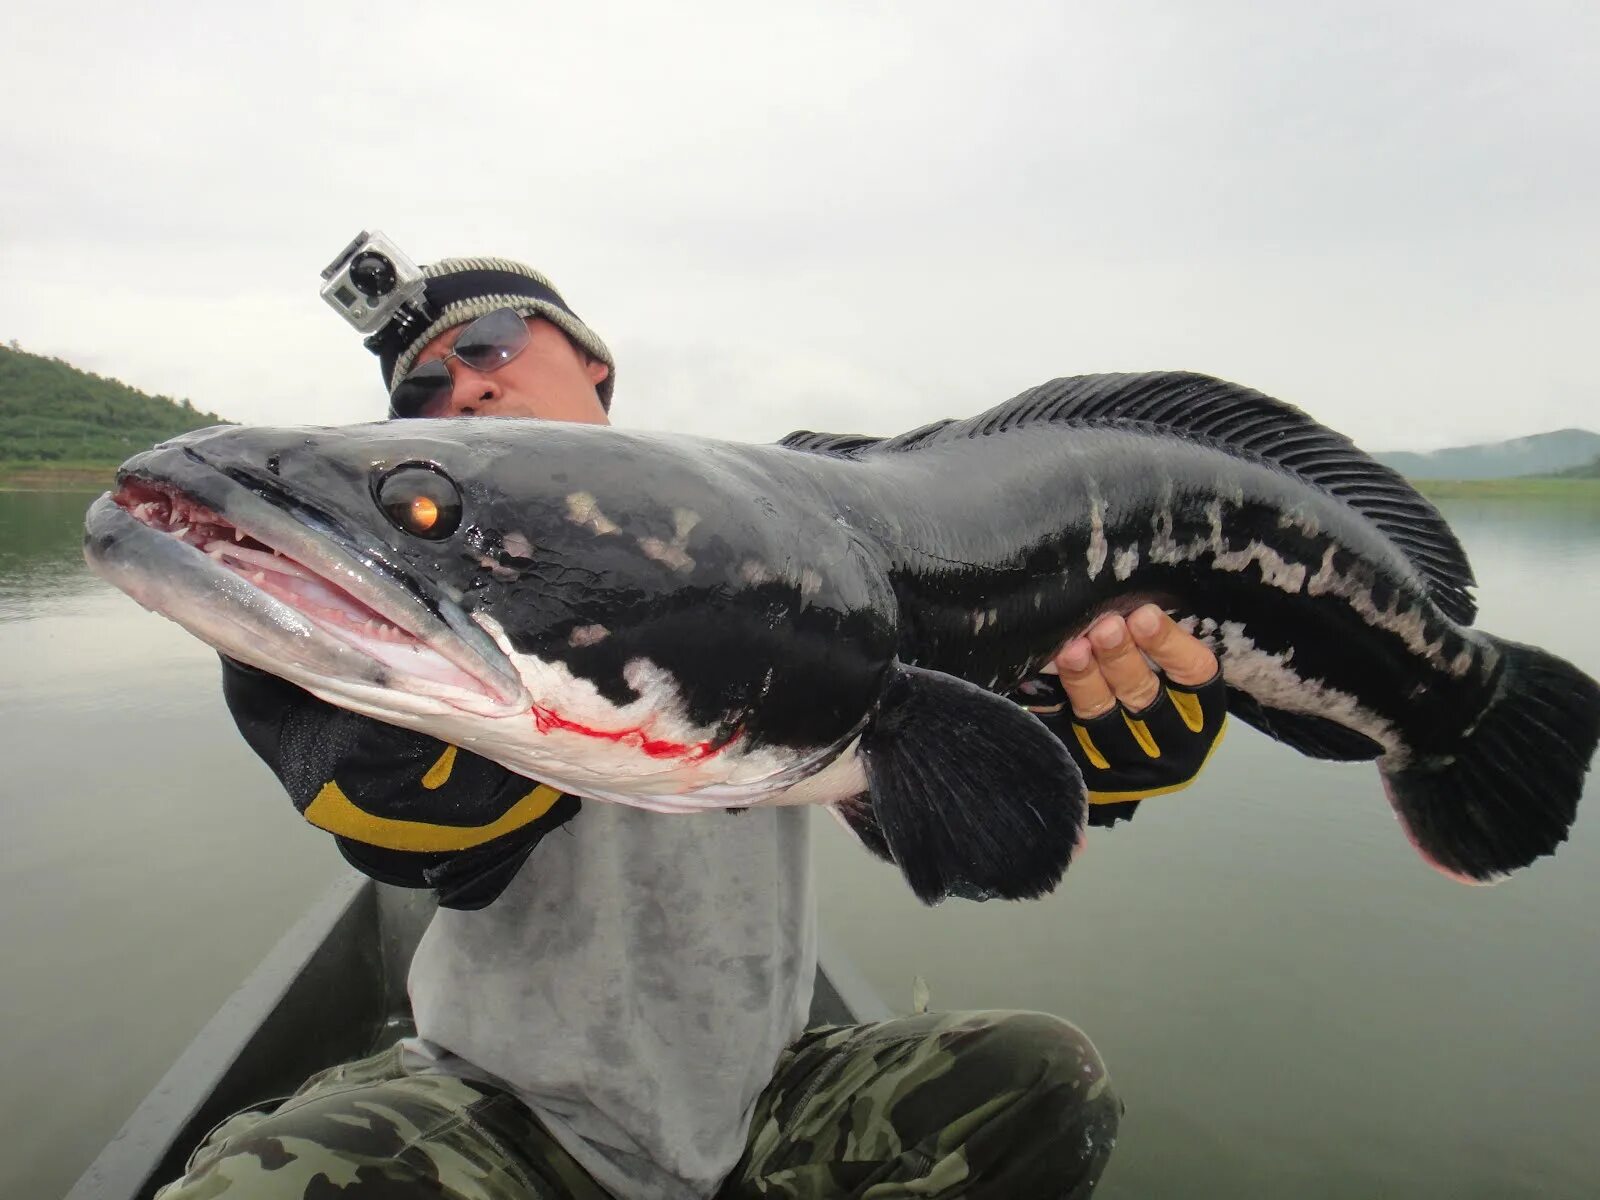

{"left": 83, "top": 372, "right": 1600, "bottom": 902}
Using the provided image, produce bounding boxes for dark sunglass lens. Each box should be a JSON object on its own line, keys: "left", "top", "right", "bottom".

{"left": 389, "top": 359, "right": 454, "bottom": 419}
{"left": 452, "top": 308, "right": 529, "bottom": 371}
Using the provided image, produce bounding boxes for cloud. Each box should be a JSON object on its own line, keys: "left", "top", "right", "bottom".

{"left": 2, "top": 0, "right": 1595, "bottom": 449}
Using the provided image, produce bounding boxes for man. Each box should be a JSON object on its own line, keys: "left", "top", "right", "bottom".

{"left": 159, "top": 253, "right": 1225, "bottom": 1199}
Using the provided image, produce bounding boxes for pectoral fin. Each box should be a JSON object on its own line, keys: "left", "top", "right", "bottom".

{"left": 859, "top": 663, "right": 1087, "bottom": 904}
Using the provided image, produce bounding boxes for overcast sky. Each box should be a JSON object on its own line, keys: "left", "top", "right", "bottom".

{"left": 2, "top": 1, "right": 1594, "bottom": 450}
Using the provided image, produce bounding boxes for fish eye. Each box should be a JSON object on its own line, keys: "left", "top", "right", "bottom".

{"left": 375, "top": 464, "right": 463, "bottom": 540}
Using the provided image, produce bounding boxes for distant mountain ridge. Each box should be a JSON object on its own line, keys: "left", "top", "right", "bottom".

{"left": 0, "top": 342, "right": 228, "bottom": 463}
{"left": 1554, "top": 455, "right": 1600, "bottom": 479}
{"left": 1370, "top": 429, "right": 1600, "bottom": 480}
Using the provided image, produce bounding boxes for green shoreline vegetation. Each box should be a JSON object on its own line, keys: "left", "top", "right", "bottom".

{"left": 0, "top": 460, "right": 121, "bottom": 492}
{"left": 1, "top": 342, "right": 227, "bottom": 491}
{"left": 3, "top": 342, "right": 1598, "bottom": 498}
{"left": 1412, "top": 477, "right": 1600, "bottom": 501}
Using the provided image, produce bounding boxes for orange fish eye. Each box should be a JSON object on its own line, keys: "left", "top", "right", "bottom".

{"left": 376, "top": 464, "right": 462, "bottom": 540}
{"left": 410, "top": 495, "right": 440, "bottom": 530}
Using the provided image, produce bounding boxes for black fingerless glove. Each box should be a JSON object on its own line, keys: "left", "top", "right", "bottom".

{"left": 1012, "top": 670, "right": 1228, "bottom": 828}
{"left": 220, "top": 656, "right": 579, "bottom": 908}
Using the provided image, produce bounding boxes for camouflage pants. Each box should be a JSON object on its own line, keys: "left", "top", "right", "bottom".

{"left": 156, "top": 1010, "right": 1121, "bottom": 1199}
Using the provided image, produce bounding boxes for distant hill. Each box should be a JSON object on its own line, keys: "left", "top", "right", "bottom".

{"left": 0, "top": 342, "right": 228, "bottom": 464}
{"left": 1371, "top": 429, "right": 1600, "bottom": 480}
{"left": 1553, "top": 456, "right": 1600, "bottom": 479}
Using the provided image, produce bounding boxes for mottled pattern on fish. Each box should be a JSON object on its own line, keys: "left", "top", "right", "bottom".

{"left": 84, "top": 372, "right": 1600, "bottom": 902}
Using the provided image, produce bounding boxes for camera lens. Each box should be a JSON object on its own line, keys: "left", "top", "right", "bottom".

{"left": 349, "top": 251, "right": 398, "bottom": 299}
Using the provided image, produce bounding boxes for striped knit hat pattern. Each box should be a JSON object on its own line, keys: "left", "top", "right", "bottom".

{"left": 372, "top": 257, "right": 616, "bottom": 409}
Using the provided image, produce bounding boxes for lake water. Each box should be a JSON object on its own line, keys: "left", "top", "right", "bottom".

{"left": 4, "top": 488, "right": 1598, "bottom": 1199}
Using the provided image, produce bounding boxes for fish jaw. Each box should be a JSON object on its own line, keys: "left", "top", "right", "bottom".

{"left": 82, "top": 481, "right": 529, "bottom": 720}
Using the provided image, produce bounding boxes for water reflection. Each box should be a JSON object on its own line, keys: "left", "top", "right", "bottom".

{"left": 0, "top": 489, "right": 107, "bottom": 619}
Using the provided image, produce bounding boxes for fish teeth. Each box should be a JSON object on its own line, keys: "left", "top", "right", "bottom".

{"left": 235, "top": 528, "right": 246, "bottom": 542}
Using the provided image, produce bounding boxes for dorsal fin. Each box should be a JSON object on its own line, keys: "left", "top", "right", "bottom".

{"left": 776, "top": 429, "right": 886, "bottom": 457}
{"left": 790, "top": 372, "right": 1478, "bottom": 625}
{"left": 777, "top": 417, "right": 963, "bottom": 459}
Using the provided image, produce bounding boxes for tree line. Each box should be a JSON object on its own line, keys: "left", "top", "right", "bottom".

{"left": 0, "top": 342, "right": 229, "bottom": 463}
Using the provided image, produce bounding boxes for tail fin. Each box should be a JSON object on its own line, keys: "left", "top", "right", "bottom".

{"left": 1382, "top": 638, "right": 1600, "bottom": 883}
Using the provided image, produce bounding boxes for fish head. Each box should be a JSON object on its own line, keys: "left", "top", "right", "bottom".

{"left": 84, "top": 419, "right": 897, "bottom": 804}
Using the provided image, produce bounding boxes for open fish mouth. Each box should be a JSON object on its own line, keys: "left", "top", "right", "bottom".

{"left": 85, "top": 470, "right": 528, "bottom": 716}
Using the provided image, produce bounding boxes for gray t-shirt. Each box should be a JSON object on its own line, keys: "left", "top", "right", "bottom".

{"left": 403, "top": 801, "right": 817, "bottom": 1200}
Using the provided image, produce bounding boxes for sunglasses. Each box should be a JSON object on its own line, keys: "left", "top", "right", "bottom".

{"left": 388, "top": 307, "right": 532, "bottom": 418}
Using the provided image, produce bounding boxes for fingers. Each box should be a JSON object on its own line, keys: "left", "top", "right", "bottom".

{"left": 1052, "top": 605, "right": 1220, "bottom": 719}
{"left": 1056, "top": 617, "right": 1160, "bottom": 716}
{"left": 1086, "top": 616, "right": 1164, "bottom": 712}
{"left": 1126, "top": 604, "right": 1218, "bottom": 686}
{"left": 1055, "top": 637, "right": 1118, "bottom": 719}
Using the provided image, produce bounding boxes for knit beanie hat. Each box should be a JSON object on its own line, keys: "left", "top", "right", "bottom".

{"left": 369, "top": 257, "right": 616, "bottom": 409}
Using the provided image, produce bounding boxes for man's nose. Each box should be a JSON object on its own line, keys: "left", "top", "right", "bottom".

{"left": 444, "top": 365, "right": 502, "bottom": 416}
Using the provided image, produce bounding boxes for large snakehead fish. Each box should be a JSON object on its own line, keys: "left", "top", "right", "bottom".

{"left": 83, "top": 372, "right": 1600, "bottom": 903}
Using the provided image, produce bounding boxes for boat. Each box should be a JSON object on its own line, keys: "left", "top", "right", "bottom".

{"left": 67, "top": 873, "right": 889, "bottom": 1200}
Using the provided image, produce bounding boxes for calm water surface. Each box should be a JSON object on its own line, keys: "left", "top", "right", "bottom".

{"left": 4, "top": 489, "right": 1597, "bottom": 1199}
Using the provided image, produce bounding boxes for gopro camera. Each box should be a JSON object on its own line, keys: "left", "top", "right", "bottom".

{"left": 319, "top": 230, "right": 429, "bottom": 336}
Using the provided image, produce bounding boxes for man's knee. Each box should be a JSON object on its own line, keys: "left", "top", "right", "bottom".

{"left": 983, "top": 1011, "right": 1113, "bottom": 1089}
{"left": 156, "top": 1075, "right": 511, "bottom": 1199}
{"left": 943, "top": 1010, "right": 1119, "bottom": 1119}
{"left": 922, "top": 1010, "right": 1122, "bottom": 1195}
{"left": 159, "top": 1136, "right": 446, "bottom": 1199}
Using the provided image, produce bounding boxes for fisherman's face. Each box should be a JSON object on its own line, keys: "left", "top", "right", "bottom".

{"left": 412, "top": 316, "right": 611, "bottom": 425}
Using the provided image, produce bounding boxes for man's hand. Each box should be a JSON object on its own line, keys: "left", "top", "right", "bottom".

{"left": 1053, "top": 604, "right": 1218, "bottom": 717}
{"left": 1011, "top": 604, "right": 1227, "bottom": 826}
